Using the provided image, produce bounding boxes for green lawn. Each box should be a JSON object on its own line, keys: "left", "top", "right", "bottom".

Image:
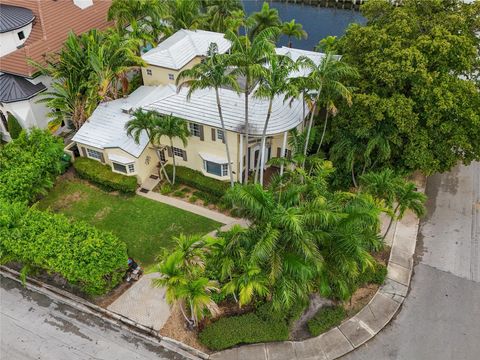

{"left": 37, "top": 179, "right": 221, "bottom": 267}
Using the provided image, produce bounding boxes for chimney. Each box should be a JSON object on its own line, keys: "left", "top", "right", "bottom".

{"left": 73, "top": 0, "right": 93, "bottom": 10}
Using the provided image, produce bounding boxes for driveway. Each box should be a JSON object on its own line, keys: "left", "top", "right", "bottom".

{"left": 342, "top": 162, "right": 480, "bottom": 360}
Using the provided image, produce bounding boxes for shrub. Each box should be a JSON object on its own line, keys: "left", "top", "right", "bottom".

{"left": 165, "top": 165, "right": 229, "bottom": 200}
{"left": 158, "top": 183, "right": 174, "bottom": 195}
{"left": 192, "top": 190, "right": 218, "bottom": 205}
{"left": 0, "top": 201, "right": 128, "bottom": 295}
{"left": 74, "top": 157, "right": 137, "bottom": 193}
{"left": 173, "top": 190, "right": 186, "bottom": 197}
{"left": 189, "top": 195, "right": 198, "bottom": 203}
{"left": 307, "top": 306, "right": 347, "bottom": 337}
{"left": 7, "top": 113, "right": 22, "bottom": 140}
{"left": 199, "top": 311, "right": 289, "bottom": 351}
{"left": 0, "top": 129, "right": 63, "bottom": 203}
{"left": 356, "top": 262, "right": 388, "bottom": 287}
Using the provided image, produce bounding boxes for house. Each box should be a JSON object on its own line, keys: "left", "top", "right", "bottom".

{"left": 71, "top": 30, "right": 326, "bottom": 184}
{"left": 0, "top": 0, "right": 112, "bottom": 142}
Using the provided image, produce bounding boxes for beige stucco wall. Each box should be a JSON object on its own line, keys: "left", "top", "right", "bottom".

{"left": 142, "top": 57, "right": 203, "bottom": 86}
{"left": 76, "top": 143, "right": 157, "bottom": 184}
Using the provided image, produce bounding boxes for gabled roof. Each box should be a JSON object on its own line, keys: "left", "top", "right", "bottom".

{"left": 72, "top": 86, "right": 174, "bottom": 157}
{"left": 0, "top": 0, "right": 112, "bottom": 77}
{"left": 0, "top": 73, "right": 46, "bottom": 103}
{"left": 142, "top": 29, "right": 231, "bottom": 70}
{"left": 0, "top": 4, "right": 34, "bottom": 33}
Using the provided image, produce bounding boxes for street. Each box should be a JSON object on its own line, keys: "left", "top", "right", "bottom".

{"left": 0, "top": 276, "right": 188, "bottom": 360}
{"left": 343, "top": 162, "right": 480, "bottom": 360}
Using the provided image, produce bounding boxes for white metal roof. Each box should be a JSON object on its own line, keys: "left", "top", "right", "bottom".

{"left": 199, "top": 152, "right": 229, "bottom": 164}
{"left": 142, "top": 29, "right": 231, "bottom": 70}
{"left": 72, "top": 86, "right": 174, "bottom": 157}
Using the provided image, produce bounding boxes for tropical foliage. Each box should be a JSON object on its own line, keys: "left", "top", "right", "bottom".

{"left": 281, "top": 19, "right": 307, "bottom": 48}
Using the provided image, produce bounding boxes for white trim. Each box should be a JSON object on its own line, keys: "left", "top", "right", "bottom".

{"left": 108, "top": 153, "right": 135, "bottom": 164}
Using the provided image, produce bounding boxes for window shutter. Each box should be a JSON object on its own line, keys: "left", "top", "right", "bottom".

{"left": 99, "top": 152, "right": 105, "bottom": 163}
{"left": 199, "top": 125, "right": 204, "bottom": 141}
{"left": 167, "top": 146, "right": 172, "bottom": 157}
{"left": 211, "top": 128, "right": 216, "bottom": 141}
{"left": 277, "top": 147, "right": 281, "bottom": 157}
{"left": 182, "top": 150, "right": 187, "bottom": 161}
{"left": 81, "top": 147, "right": 87, "bottom": 157}
{"left": 222, "top": 132, "right": 225, "bottom": 144}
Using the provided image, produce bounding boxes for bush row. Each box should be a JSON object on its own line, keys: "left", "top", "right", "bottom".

{"left": 165, "top": 165, "right": 229, "bottom": 200}
{"left": 0, "top": 201, "right": 128, "bottom": 295}
{"left": 74, "top": 157, "right": 137, "bottom": 193}
{"left": 0, "top": 129, "right": 64, "bottom": 204}
{"left": 307, "top": 306, "right": 347, "bottom": 337}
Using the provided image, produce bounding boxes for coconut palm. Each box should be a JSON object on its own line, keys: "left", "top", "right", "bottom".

{"left": 177, "top": 43, "right": 240, "bottom": 187}
{"left": 254, "top": 53, "right": 295, "bottom": 185}
{"left": 153, "top": 113, "right": 189, "bottom": 185}
{"left": 108, "top": 0, "right": 166, "bottom": 33}
{"left": 299, "top": 52, "right": 358, "bottom": 159}
{"left": 225, "top": 27, "right": 279, "bottom": 183}
{"left": 315, "top": 35, "right": 337, "bottom": 53}
{"left": 248, "top": 2, "right": 282, "bottom": 40}
{"left": 224, "top": 9, "right": 246, "bottom": 35}
{"left": 281, "top": 19, "right": 307, "bottom": 48}
{"left": 204, "top": 0, "right": 242, "bottom": 33}
{"left": 166, "top": 0, "right": 205, "bottom": 31}
{"left": 125, "top": 109, "right": 171, "bottom": 183}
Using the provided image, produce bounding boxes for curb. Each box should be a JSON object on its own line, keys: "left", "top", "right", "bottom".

{"left": 0, "top": 266, "right": 209, "bottom": 360}
{"left": 210, "top": 175, "right": 427, "bottom": 360}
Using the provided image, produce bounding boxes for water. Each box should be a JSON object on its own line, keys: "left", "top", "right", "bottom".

{"left": 242, "top": 0, "right": 365, "bottom": 50}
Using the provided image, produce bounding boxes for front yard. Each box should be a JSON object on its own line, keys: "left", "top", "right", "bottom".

{"left": 37, "top": 177, "right": 221, "bottom": 267}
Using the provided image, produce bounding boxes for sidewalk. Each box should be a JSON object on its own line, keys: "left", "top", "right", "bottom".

{"left": 210, "top": 176, "right": 427, "bottom": 360}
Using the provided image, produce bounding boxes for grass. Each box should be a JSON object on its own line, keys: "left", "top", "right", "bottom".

{"left": 37, "top": 178, "right": 221, "bottom": 267}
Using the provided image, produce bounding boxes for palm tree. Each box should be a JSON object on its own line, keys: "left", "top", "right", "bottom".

{"left": 125, "top": 109, "right": 171, "bottom": 183}
{"left": 315, "top": 36, "right": 337, "bottom": 53}
{"left": 225, "top": 27, "right": 279, "bottom": 183}
{"left": 154, "top": 113, "right": 189, "bottom": 185}
{"left": 299, "top": 52, "right": 358, "bottom": 159}
{"left": 281, "top": 19, "right": 307, "bottom": 48}
{"left": 177, "top": 43, "right": 240, "bottom": 187}
{"left": 204, "top": 0, "right": 242, "bottom": 33}
{"left": 248, "top": 2, "right": 282, "bottom": 40}
{"left": 224, "top": 9, "right": 246, "bottom": 35}
{"left": 222, "top": 263, "right": 269, "bottom": 307}
{"left": 107, "top": 0, "right": 166, "bottom": 34}
{"left": 254, "top": 53, "right": 295, "bottom": 185}
{"left": 166, "top": 0, "right": 205, "bottom": 31}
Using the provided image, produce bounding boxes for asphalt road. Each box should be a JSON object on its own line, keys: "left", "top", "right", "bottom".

{"left": 0, "top": 276, "right": 188, "bottom": 360}
{"left": 343, "top": 162, "right": 480, "bottom": 360}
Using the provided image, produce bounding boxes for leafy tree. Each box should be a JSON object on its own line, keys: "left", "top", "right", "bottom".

{"left": 177, "top": 43, "right": 240, "bottom": 187}
{"left": 281, "top": 19, "right": 307, "bottom": 48}
{"left": 204, "top": 0, "right": 242, "bottom": 33}
{"left": 6, "top": 113, "right": 22, "bottom": 140}
{"left": 332, "top": 0, "right": 480, "bottom": 178}
{"left": 125, "top": 109, "right": 171, "bottom": 183}
{"left": 248, "top": 2, "right": 282, "bottom": 40}
{"left": 153, "top": 113, "right": 190, "bottom": 185}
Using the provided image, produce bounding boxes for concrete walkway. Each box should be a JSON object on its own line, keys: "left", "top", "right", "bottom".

{"left": 211, "top": 176, "right": 427, "bottom": 360}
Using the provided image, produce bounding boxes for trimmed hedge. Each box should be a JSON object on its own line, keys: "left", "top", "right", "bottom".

{"left": 74, "top": 157, "right": 137, "bottom": 193}
{"left": 165, "top": 165, "right": 229, "bottom": 200}
{"left": 307, "top": 306, "right": 347, "bottom": 336}
{"left": 198, "top": 311, "right": 289, "bottom": 351}
{"left": 7, "top": 113, "right": 22, "bottom": 140}
{"left": 0, "top": 201, "right": 128, "bottom": 295}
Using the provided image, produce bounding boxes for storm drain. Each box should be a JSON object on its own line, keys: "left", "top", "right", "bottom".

{"left": 139, "top": 188, "right": 149, "bottom": 193}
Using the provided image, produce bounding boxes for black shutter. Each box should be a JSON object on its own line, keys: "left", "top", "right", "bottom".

{"left": 182, "top": 150, "right": 187, "bottom": 161}
{"left": 277, "top": 147, "right": 281, "bottom": 157}
{"left": 81, "top": 146, "right": 87, "bottom": 157}
{"left": 199, "top": 125, "right": 204, "bottom": 141}
{"left": 211, "top": 128, "right": 216, "bottom": 141}
{"left": 167, "top": 146, "right": 172, "bottom": 157}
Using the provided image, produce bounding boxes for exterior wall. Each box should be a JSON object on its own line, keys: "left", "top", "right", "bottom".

{"left": 75, "top": 143, "right": 157, "bottom": 184}
{"left": 0, "top": 22, "right": 33, "bottom": 57}
{"left": 142, "top": 57, "right": 203, "bottom": 86}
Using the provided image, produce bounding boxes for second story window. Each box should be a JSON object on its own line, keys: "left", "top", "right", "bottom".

{"left": 146, "top": 69, "right": 152, "bottom": 75}
{"left": 172, "top": 147, "right": 184, "bottom": 157}
{"left": 18, "top": 31, "right": 25, "bottom": 40}
{"left": 168, "top": 73, "right": 175, "bottom": 80}
{"left": 217, "top": 129, "right": 224, "bottom": 142}
{"left": 189, "top": 123, "right": 201, "bottom": 137}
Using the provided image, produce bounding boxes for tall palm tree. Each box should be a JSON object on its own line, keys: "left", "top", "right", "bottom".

{"left": 108, "top": 0, "right": 166, "bottom": 34}
{"left": 222, "top": 263, "right": 269, "bottom": 308}
{"left": 248, "top": 2, "right": 282, "bottom": 40}
{"left": 177, "top": 43, "right": 240, "bottom": 187}
{"left": 254, "top": 53, "right": 295, "bottom": 185}
{"left": 154, "top": 113, "right": 190, "bottom": 185}
{"left": 281, "top": 19, "right": 307, "bottom": 48}
{"left": 224, "top": 9, "right": 246, "bottom": 35}
{"left": 204, "top": 0, "right": 242, "bottom": 33}
{"left": 225, "top": 27, "right": 279, "bottom": 183}
{"left": 166, "top": 0, "right": 204, "bottom": 31}
{"left": 125, "top": 109, "right": 171, "bottom": 183}
{"left": 299, "top": 52, "right": 358, "bottom": 159}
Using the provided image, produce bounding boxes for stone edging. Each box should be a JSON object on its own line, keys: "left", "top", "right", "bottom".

{"left": 210, "top": 175, "right": 427, "bottom": 360}
{"left": 0, "top": 266, "right": 209, "bottom": 360}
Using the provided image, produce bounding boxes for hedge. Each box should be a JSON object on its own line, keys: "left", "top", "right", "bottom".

{"left": 0, "top": 129, "right": 64, "bottom": 204}
{"left": 74, "top": 157, "right": 137, "bottom": 193}
{"left": 0, "top": 201, "right": 128, "bottom": 295}
{"left": 165, "top": 165, "right": 229, "bottom": 200}
{"left": 307, "top": 306, "right": 347, "bottom": 337}
{"left": 198, "top": 311, "right": 289, "bottom": 351}
{"left": 7, "top": 113, "right": 22, "bottom": 140}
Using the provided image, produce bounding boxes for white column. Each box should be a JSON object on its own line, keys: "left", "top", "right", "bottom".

{"left": 280, "top": 131, "right": 288, "bottom": 176}
{"left": 239, "top": 133, "right": 244, "bottom": 184}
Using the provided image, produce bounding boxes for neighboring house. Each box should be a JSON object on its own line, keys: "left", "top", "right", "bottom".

{"left": 72, "top": 30, "right": 326, "bottom": 184}
{"left": 0, "top": 0, "right": 112, "bottom": 142}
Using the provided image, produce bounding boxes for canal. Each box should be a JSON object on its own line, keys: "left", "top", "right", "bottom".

{"left": 242, "top": 0, "right": 365, "bottom": 50}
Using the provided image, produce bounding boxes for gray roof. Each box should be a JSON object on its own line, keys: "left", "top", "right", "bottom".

{"left": 0, "top": 4, "right": 35, "bottom": 33}
{"left": 0, "top": 73, "right": 46, "bottom": 103}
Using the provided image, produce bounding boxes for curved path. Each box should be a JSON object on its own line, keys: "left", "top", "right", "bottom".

{"left": 342, "top": 162, "right": 480, "bottom": 360}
